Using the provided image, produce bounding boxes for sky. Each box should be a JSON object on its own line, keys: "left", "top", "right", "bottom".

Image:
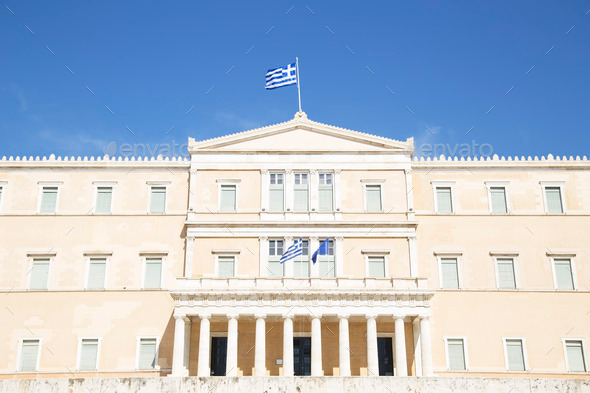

{"left": 1, "top": 1, "right": 589, "bottom": 159}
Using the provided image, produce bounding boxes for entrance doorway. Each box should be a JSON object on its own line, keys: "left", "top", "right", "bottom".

{"left": 210, "top": 336, "right": 227, "bottom": 376}
{"left": 293, "top": 337, "right": 311, "bottom": 376}
{"left": 377, "top": 337, "right": 394, "bottom": 376}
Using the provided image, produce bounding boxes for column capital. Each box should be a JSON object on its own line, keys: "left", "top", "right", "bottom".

{"left": 227, "top": 313, "right": 239, "bottom": 320}
{"left": 309, "top": 169, "right": 318, "bottom": 175}
{"left": 334, "top": 236, "right": 343, "bottom": 241}
{"left": 285, "top": 169, "right": 293, "bottom": 175}
{"left": 419, "top": 315, "right": 430, "bottom": 321}
{"left": 186, "top": 235, "right": 195, "bottom": 241}
{"left": 310, "top": 236, "right": 319, "bottom": 242}
{"left": 310, "top": 313, "right": 322, "bottom": 320}
{"left": 337, "top": 314, "right": 350, "bottom": 320}
{"left": 174, "top": 313, "right": 189, "bottom": 322}
{"left": 261, "top": 169, "right": 269, "bottom": 174}
{"left": 334, "top": 169, "right": 342, "bottom": 174}
{"left": 282, "top": 314, "right": 294, "bottom": 320}
{"left": 394, "top": 314, "right": 407, "bottom": 320}
{"left": 190, "top": 169, "right": 198, "bottom": 175}
{"left": 404, "top": 168, "right": 413, "bottom": 175}
{"left": 365, "top": 314, "right": 378, "bottom": 320}
{"left": 254, "top": 313, "right": 267, "bottom": 320}
{"left": 259, "top": 236, "right": 268, "bottom": 241}
{"left": 198, "top": 313, "right": 211, "bottom": 320}
{"left": 285, "top": 236, "right": 294, "bottom": 242}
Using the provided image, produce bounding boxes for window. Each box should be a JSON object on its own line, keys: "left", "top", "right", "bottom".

{"left": 143, "top": 257, "right": 162, "bottom": 289}
{"left": 318, "top": 173, "right": 333, "bottom": 211}
{"left": 19, "top": 339, "right": 40, "bottom": 372}
{"left": 318, "top": 239, "right": 335, "bottom": 278}
{"left": 217, "top": 255, "right": 236, "bottom": 278}
{"left": 365, "top": 185, "right": 382, "bottom": 212}
{"left": 440, "top": 257, "right": 459, "bottom": 289}
{"left": 496, "top": 258, "right": 517, "bottom": 289}
{"left": 294, "top": 173, "right": 309, "bottom": 212}
{"left": 149, "top": 186, "right": 167, "bottom": 214}
{"left": 86, "top": 258, "right": 107, "bottom": 290}
{"left": 504, "top": 339, "right": 526, "bottom": 371}
{"left": 489, "top": 186, "right": 508, "bottom": 214}
{"left": 269, "top": 173, "right": 284, "bottom": 212}
{"left": 78, "top": 339, "right": 99, "bottom": 371}
{"left": 553, "top": 258, "right": 575, "bottom": 290}
{"left": 293, "top": 239, "right": 310, "bottom": 277}
{"left": 367, "top": 256, "right": 386, "bottom": 278}
{"left": 137, "top": 338, "right": 157, "bottom": 370}
{"left": 446, "top": 338, "right": 467, "bottom": 371}
{"left": 39, "top": 186, "right": 58, "bottom": 214}
{"left": 29, "top": 258, "right": 50, "bottom": 290}
{"left": 0, "top": 183, "right": 5, "bottom": 212}
{"left": 267, "top": 240, "right": 284, "bottom": 277}
{"left": 220, "top": 185, "right": 236, "bottom": 212}
{"left": 435, "top": 187, "right": 453, "bottom": 214}
{"left": 95, "top": 187, "right": 113, "bottom": 214}
{"left": 564, "top": 340, "right": 587, "bottom": 372}
{"left": 542, "top": 184, "right": 565, "bottom": 214}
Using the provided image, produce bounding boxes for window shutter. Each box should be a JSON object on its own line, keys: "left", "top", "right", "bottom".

{"left": 319, "top": 257, "right": 335, "bottom": 278}
{"left": 144, "top": 258, "right": 162, "bottom": 289}
{"left": 441, "top": 258, "right": 459, "bottom": 289}
{"left": 447, "top": 339, "right": 466, "bottom": 370}
{"left": 436, "top": 187, "right": 453, "bottom": 213}
{"left": 95, "top": 187, "right": 113, "bottom": 214}
{"left": 30, "top": 259, "right": 50, "bottom": 290}
{"left": 40, "top": 187, "right": 58, "bottom": 213}
{"left": 267, "top": 260, "right": 284, "bottom": 278}
{"left": 269, "top": 189, "right": 284, "bottom": 212}
{"left": 219, "top": 185, "right": 236, "bottom": 212}
{"left": 79, "top": 339, "right": 99, "bottom": 370}
{"left": 554, "top": 259, "right": 574, "bottom": 290}
{"left": 217, "top": 256, "right": 235, "bottom": 278}
{"left": 138, "top": 339, "right": 157, "bottom": 369}
{"left": 497, "top": 258, "right": 516, "bottom": 289}
{"left": 87, "top": 259, "right": 107, "bottom": 289}
{"left": 366, "top": 185, "right": 382, "bottom": 212}
{"left": 318, "top": 187, "right": 333, "bottom": 211}
{"left": 294, "top": 188, "right": 309, "bottom": 211}
{"left": 490, "top": 187, "right": 508, "bottom": 213}
{"left": 150, "top": 187, "right": 166, "bottom": 214}
{"left": 293, "top": 259, "right": 310, "bottom": 277}
{"left": 545, "top": 187, "right": 563, "bottom": 213}
{"left": 19, "top": 340, "right": 40, "bottom": 372}
{"left": 566, "top": 341, "right": 587, "bottom": 372}
{"left": 368, "top": 256, "right": 386, "bottom": 278}
{"left": 506, "top": 339, "right": 525, "bottom": 371}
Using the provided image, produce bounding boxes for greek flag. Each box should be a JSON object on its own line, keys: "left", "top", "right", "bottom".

{"left": 280, "top": 237, "right": 303, "bottom": 264}
{"left": 265, "top": 62, "right": 297, "bottom": 89}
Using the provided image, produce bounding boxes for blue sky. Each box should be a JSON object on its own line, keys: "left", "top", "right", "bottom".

{"left": 1, "top": 1, "right": 589, "bottom": 158}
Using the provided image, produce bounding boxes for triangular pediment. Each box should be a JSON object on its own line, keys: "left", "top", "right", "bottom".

{"left": 189, "top": 112, "right": 413, "bottom": 153}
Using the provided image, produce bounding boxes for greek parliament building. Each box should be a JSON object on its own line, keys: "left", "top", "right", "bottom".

{"left": 1, "top": 112, "right": 589, "bottom": 384}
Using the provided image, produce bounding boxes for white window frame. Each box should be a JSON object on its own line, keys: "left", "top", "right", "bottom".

{"left": 318, "top": 172, "right": 335, "bottom": 212}
{"left": 562, "top": 338, "right": 588, "bottom": 373}
{"left": 268, "top": 171, "right": 286, "bottom": 212}
{"left": 502, "top": 337, "right": 529, "bottom": 372}
{"left": 135, "top": 336, "right": 160, "bottom": 370}
{"left": 216, "top": 179, "right": 240, "bottom": 213}
{"left": 436, "top": 253, "right": 463, "bottom": 289}
{"left": 540, "top": 181, "right": 566, "bottom": 214}
{"left": 92, "top": 181, "right": 117, "bottom": 215}
{"left": 146, "top": 181, "right": 170, "bottom": 214}
{"left": 37, "top": 181, "right": 63, "bottom": 214}
{"left": 28, "top": 255, "right": 53, "bottom": 290}
{"left": 16, "top": 337, "right": 42, "bottom": 372}
{"left": 444, "top": 336, "right": 469, "bottom": 371}
{"left": 293, "top": 172, "right": 310, "bottom": 212}
{"left": 492, "top": 254, "right": 520, "bottom": 290}
{"left": 141, "top": 255, "right": 165, "bottom": 289}
{"left": 485, "top": 181, "right": 510, "bottom": 214}
{"left": 84, "top": 255, "right": 110, "bottom": 290}
{"left": 0, "top": 181, "right": 7, "bottom": 213}
{"left": 362, "top": 251, "right": 390, "bottom": 279}
{"left": 267, "top": 239, "right": 285, "bottom": 278}
{"left": 431, "top": 181, "right": 456, "bottom": 214}
{"left": 213, "top": 251, "right": 240, "bottom": 278}
{"left": 76, "top": 337, "right": 102, "bottom": 371}
{"left": 361, "top": 179, "right": 385, "bottom": 213}
{"left": 550, "top": 255, "right": 578, "bottom": 291}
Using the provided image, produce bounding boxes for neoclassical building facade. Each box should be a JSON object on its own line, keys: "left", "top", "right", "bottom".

{"left": 0, "top": 112, "right": 589, "bottom": 380}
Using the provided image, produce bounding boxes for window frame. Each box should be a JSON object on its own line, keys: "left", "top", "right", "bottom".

{"left": 293, "top": 238, "right": 310, "bottom": 278}
{"left": 431, "top": 181, "right": 456, "bottom": 214}
{"left": 540, "top": 181, "right": 566, "bottom": 214}
{"left": 362, "top": 180, "right": 385, "bottom": 213}
{"left": 16, "top": 337, "right": 42, "bottom": 372}
{"left": 85, "top": 256, "right": 109, "bottom": 290}
{"left": 28, "top": 256, "right": 52, "bottom": 291}
{"left": 436, "top": 254, "right": 462, "bottom": 289}
{"left": 216, "top": 179, "right": 240, "bottom": 213}
{"left": 502, "top": 337, "right": 529, "bottom": 372}
{"left": 135, "top": 336, "right": 160, "bottom": 370}
{"left": 37, "top": 181, "right": 62, "bottom": 215}
{"left": 363, "top": 251, "right": 390, "bottom": 279}
{"left": 147, "top": 181, "right": 170, "bottom": 214}
{"left": 550, "top": 256, "right": 578, "bottom": 291}
{"left": 485, "top": 181, "right": 510, "bottom": 214}
{"left": 492, "top": 254, "right": 519, "bottom": 290}
{"left": 267, "top": 239, "right": 284, "bottom": 278}
{"left": 268, "top": 172, "right": 285, "bottom": 212}
{"left": 562, "top": 338, "right": 588, "bottom": 373}
{"left": 76, "top": 337, "right": 102, "bottom": 371}
{"left": 293, "top": 172, "right": 310, "bottom": 212}
{"left": 444, "top": 336, "right": 469, "bottom": 371}
{"left": 141, "top": 255, "right": 165, "bottom": 289}
{"left": 92, "top": 181, "right": 117, "bottom": 215}
{"left": 318, "top": 172, "right": 334, "bottom": 212}
{"left": 214, "top": 253, "right": 238, "bottom": 278}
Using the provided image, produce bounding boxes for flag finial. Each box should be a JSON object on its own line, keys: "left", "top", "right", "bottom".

{"left": 294, "top": 111, "right": 307, "bottom": 120}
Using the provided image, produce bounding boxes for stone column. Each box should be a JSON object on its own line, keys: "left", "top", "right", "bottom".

{"left": 184, "top": 236, "right": 194, "bottom": 278}
{"left": 404, "top": 168, "right": 415, "bottom": 220}
{"left": 408, "top": 236, "right": 418, "bottom": 278}
{"left": 226, "top": 314, "right": 239, "bottom": 376}
{"left": 338, "top": 314, "right": 351, "bottom": 376}
{"left": 420, "top": 316, "right": 434, "bottom": 376}
{"left": 334, "top": 169, "right": 342, "bottom": 216}
{"left": 366, "top": 314, "right": 379, "bottom": 376}
{"left": 412, "top": 318, "right": 422, "bottom": 376}
{"left": 183, "top": 317, "right": 191, "bottom": 375}
{"left": 259, "top": 236, "right": 268, "bottom": 277}
{"left": 285, "top": 170, "right": 294, "bottom": 213}
{"left": 394, "top": 315, "right": 408, "bottom": 376}
{"left": 188, "top": 168, "right": 197, "bottom": 213}
{"left": 171, "top": 315, "right": 187, "bottom": 376}
{"left": 283, "top": 315, "right": 294, "bottom": 376}
{"left": 197, "top": 314, "right": 211, "bottom": 376}
{"left": 311, "top": 314, "right": 323, "bottom": 376}
{"left": 254, "top": 314, "right": 266, "bottom": 376}
{"left": 309, "top": 169, "right": 319, "bottom": 213}
{"left": 261, "top": 170, "right": 269, "bottom": 213}
{"left": 334, "top": 236, "right": 344, "bottom": 277}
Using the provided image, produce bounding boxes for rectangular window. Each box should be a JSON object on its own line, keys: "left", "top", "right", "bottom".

{"left": 565, "top": 340, "right": 587, "bottom": 372}
{"left": 447, "top": 338, "right": 466, "bottom": 370}
{"left": 490, "top": 187, "right": 508, "bottom": 214}
{"left": 268, "top": 240, "right": 284, "bottom": 277}
{"left": 29, "top": 258, "right": 50, "bottom": 290}
{"left": 0, "top": 185, "right": 5, "bottom": 212}
{"left": 496, "top": 258, "right": 516, "bottom": 289}
{"left": 365, "top": 185, "right": 382, "bottom": 212}
{"left": 367, "top": 256, "right": 386, "bottom": 278}
{"left": 436, "top": 187, "right": 453, "bottom": 214}
{"left": 440, "top": 258, "right": 459, "bottom": 289}
{"left": 149, "top": 186, "right": 167, "bottom": 214}
{"left": 293, "top": 239, "right": 310, "bottom": 278}
{"left": 87, "top": 258, "right": 107, "bottom": 290}
{"left": 138, "top": 338, "right": 157, "bottom": 370}
{"left": 79, "top": 339, "right": 99, "bottom": 371}
{"left": 219, "top": 185, "right": 236, "bottom": 212}
{"left": 505, "top": 339, "right": 526, "bottom": 371}
{"left": 545, "top": 186, "right": 564, "bottom": 214}
{"left": 143, "top": 258, "right": 162, "bottom": 289}
{"left": 269, "top": 173, "right": 284, "bottom": 212}
{"left": 318, "top": 239, "right": 335, "bottom": 278}
{"left": 318, "top": 173, "right": 333, "bottom": 211}
{"left": 19, "top": 339, "right": 40, "bottom": 372}
{"left": 95, "top": 187, "right": 113, "bottom": 214}
{"left": 554, "top": 258, "right": 575, "bottom": 290}
{"left": 39, "top": 186, "right": 58, "bottom": 214}
{"left": 294, "top": 173, "right": 309, "bottom": 212}
{"left": 217, "top": 256, "right": 236, "bottom": 278}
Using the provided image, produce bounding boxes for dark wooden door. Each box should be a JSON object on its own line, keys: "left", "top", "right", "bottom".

{"left": 377, "top": 337, "right": 394, "bottom": 376}
{"left": 210, "top": 337, "right": 227, "bottom": 376}
{"left": 293, "top": 337, "right": 311, "bottom": 376}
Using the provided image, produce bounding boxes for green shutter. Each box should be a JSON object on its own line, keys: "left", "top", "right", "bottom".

{"left": 366, "top": 185, "right": 382, "bottom": 212}
{"left": 368, "top": 256, "right": 386, "bottom": 278}
{"left": 441, "top": 258, "right": 459, "bottom": 289}
{"left": 150, "top": 187, "right": 166, "bottom": 214}
{"left": 545, "top": 187, "right": 563, "bottom": 213}
{"left": 566, "top": 341, "right": 587, "bottom": 372}
{"left": 95, "top": 187, "right": 112, "bottom": 214}
{"left": 447, "top": 339, "right": 466, "bottom": 370}
{"left": 269, "top": 188, "right": 284, "bottom": 212}
{"left": 436, "top": 187, "right": 453, "bottom": 213}
{"left": 319, "top": 257, "right": 335, "bottom": 278}
{"left": 87, "top": 259, "right": 107, "bottom": 289}
{"left": 318, "top": 187, "right": 333, "bottom": 211}
{"left": 138, "top": 339, "right": 157, "bottom": 369}
{"left": 497, "top": 259, "right": 516, "bottom": 289}
{"left": 40, "top": 187, "right": 58, "bottom": 213}
{"left": 217, "top": 256, "right": 235, "bottom": 278}
{"left": 490, "top": 187, "right": 508, "bottom": 213}
{"left": 144, "top": 258, "right": 162, "bottom": 289}
{"left": 30, "top": 259, "right": 49, "bottom": 290}
{"left": 79, "top": 339, "right": 99, "bottom": 370}
{"left": 554, "top": 259, "right": 574, "bottom": 290}
{"left": 220, "top": 185, "right": 236, "bottom": 212}
{"left": 294, "top": 188, "right": 309, "bottom": 211}
{"left": 19, "top": 340, "right": 40, "bottom": 372}
{"left": 506, "top": 339, "right": 525, "bottom": 371}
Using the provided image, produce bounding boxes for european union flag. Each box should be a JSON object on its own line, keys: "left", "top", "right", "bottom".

{"left": 311, "top": 238, "right": 330, "bottom": 264}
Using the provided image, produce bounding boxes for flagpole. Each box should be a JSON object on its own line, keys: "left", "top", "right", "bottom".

{"left": 296, "top": 57, "right": 302, "bottom": 112}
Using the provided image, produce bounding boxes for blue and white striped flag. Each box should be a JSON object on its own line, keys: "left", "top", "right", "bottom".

{"left": 280, "top": 237, "right": 303, "bottom": 264}
{"left": 265, "top": 62, "right": 297, "bottom": 90}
